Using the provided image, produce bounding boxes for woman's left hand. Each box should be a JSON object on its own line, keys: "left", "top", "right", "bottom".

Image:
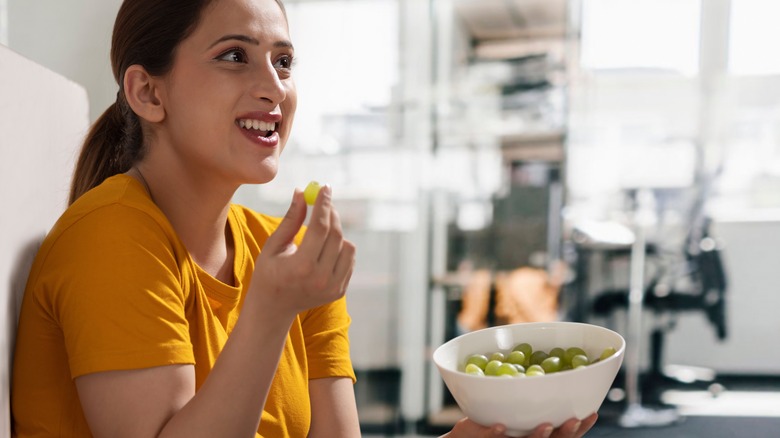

{"left": 441, "top": 413, "right": 599, "bottom": 438}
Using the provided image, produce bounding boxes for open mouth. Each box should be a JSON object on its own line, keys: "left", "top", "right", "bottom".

{"left": 237, "top": 119, "right": 276, "bottom": 138}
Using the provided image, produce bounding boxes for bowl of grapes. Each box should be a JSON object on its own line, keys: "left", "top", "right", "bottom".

{"left": 433, "top": 321, "right": 625, "bottom": 436}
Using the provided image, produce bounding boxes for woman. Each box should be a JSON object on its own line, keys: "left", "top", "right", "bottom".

{"left": 11, "top": 0, "right": 595, "bottom": 437}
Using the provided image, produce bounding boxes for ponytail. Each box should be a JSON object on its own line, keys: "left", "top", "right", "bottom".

{"left": 68, "top": 92, "right": 142, "bottom": 205}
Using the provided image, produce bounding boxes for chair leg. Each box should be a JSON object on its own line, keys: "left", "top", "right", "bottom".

{"left": 643, "top": 322, "right": 718, "bottom": 406}
{"left": 642, "top": 328, "right": 668, "bottom": 405}
{"left": 650, "top": 328, "right": 664, "bottom": 379}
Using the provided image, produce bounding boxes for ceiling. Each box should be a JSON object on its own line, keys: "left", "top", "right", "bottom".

{"left": 453, "top": 0, "right": 568, "bottom": 41}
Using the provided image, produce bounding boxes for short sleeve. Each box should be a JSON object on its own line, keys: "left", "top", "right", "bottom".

{"left": 300, "top": 296, "right": 356, "bottom": 383}
{"left": 39, "top": 204, "right": 195, "bottom": 378}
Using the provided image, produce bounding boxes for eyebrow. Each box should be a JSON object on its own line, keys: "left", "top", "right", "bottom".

{"left": 209, "top": 34, "right": 294, "bottom": 50}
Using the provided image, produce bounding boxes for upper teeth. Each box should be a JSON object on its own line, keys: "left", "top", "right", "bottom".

{"left": 238, "top": 119, "right": 276, "bottom": 131}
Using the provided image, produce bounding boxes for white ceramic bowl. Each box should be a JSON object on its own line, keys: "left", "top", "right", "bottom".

{"left": 433, "top": 322, "right": 625, "bottom": 437}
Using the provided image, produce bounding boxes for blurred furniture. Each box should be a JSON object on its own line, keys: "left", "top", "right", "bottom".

{"left": 440, "top": 266, "right": 563, "bottom": 335}
{"left": 574, "top": 180, "right": 728, "bottom": 419}
{"left": 590, "top": 214, "right": 727, "bottom": 403}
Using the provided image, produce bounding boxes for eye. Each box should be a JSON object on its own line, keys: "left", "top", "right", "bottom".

{"left": 217, "top": 48, "right": 248, "bottom": 63}
{"left": 274, "top": 55, "right": 295, "bottom": 70}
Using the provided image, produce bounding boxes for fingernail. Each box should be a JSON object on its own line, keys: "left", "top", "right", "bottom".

{"left": 542, "top": 425, "right": 553, "bottom": 438}
{"left": 492, "top": 425, "right": 506, "bottom": 436}
{"left": 572, "top": 420, "right": 582, "bottom": 431}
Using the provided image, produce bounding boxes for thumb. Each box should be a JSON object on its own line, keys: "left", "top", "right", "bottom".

{"left": 264, "top": 189, "right": 306, "bottom": 255}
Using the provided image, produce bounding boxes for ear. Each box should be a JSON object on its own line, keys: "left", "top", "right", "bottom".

{"left": 123, "top": 65, "right": 165, "bottom": 123}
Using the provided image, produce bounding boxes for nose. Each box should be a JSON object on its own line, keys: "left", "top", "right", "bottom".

{"left": 250, "top": 60, "right": 287, "bottom": 105}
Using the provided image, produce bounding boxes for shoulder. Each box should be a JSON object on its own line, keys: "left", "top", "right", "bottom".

{"left": 32, "top": 176, "right": 183, "bottom": 285}
{"left": 26, "top": 176, "right": 190, "bottom": 318}
{"left": 49, "top": 175, "right": 176, "bottom": 249}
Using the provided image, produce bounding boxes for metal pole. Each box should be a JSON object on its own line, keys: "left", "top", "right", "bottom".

{"left": 619, "top": 190, "right": 680, "bottom": 428}
{"left": 623, "top": 218, "right": 647, "bottom": 409}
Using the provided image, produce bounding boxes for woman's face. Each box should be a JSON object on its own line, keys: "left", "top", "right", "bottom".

{"left": 155, "top": 0, "right": 297, "bottom": 187}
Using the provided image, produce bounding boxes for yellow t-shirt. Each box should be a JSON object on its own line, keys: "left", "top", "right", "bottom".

{"left": 11, "top": 174, "right": 355, "bottom": 438}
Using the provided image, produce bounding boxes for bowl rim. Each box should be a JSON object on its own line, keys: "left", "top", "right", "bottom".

{"left": 433, "top": 321, "right": 626, "bottom": 380}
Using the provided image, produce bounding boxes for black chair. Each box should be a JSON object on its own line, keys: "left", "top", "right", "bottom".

{"left": 590, "top": 214, "right": 728, "bottom": 403}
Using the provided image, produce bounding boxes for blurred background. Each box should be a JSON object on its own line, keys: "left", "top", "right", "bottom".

{"left": 4, "top": 0, "right": 780, "bottom": 436}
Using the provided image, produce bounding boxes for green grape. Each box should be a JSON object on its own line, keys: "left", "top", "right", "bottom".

{"left": 530, "top": 350, "right": 549, "bottom": 365}
{"left": 496, "top": 363, "right": 520, "bottom": 377}
{"left": 489, "top": 352, "right": 506, "bottom": 362}
{"left": 564, "top": 347, "right": 587, "bottom": 365}
{"left": 526, "top": 364, "right": 545, "bottom": 376}
{"left": 549, "top": 347, "right": 566, "bottom": 360}
{"left": 541, "top": 356, "right": 562, "bottom": 373}
{"left": 461, "top": 341, "right": 615, "bottom": 378}
{"left": 571, "top": 354, "right": 589, "bottom": 368}
{"left": 507, "top": 351, "right": 526, "bottom": 366}
{"left": 513, "top": 342, "right": 533, "bottom": 359}
{"left": 303, "top": 181, "right": 322, "bottom": 206}
{"left": 485, "top": 360, "right": 503, "bottom": 376}
{"left": 465, "top": 354, "right": 489, "bottom": 370}
{"left": 465, "top": 363, "right": 485, "bottom": 376}
{"left": 599, "top": 347, "right": 617, "bottom": 361}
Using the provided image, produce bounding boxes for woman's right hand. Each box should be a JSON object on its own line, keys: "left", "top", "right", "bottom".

{"left": 442, "top": 414, "right": 598, "bottom": 438}
{"left": 251, "top": 185, "right": 356, "bottom": 317}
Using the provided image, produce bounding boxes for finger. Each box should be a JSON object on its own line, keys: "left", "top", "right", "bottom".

{"left": 331, "top": 262, "right": 354, "bottom": 302}
{"left": 448, "top": 418, "right": 507, "bottom": 438}
{"left": 574, "top": 413, "right": 598, "bottom": 438}
{"left": 549, "top": 417, "right": 582, "bottom": 438}
{"left": 486, "top": 424, "right": 508, "bottom": 438}
{"left": 527, "top": 423, "right": 554, "bottom": 438}
{"left": 263, "top": 189, "right": 306, "bottom": 255}
{"left": 316, "top": 209, "right": 344, "bottom": 268}
{"left": 297, "top": 185, "right": 332, "bottom": 258}
{"left": 332, "top": 240, "right": 355, "bottom": 286}
{"left": 339, "top": 264, "right": 354, "bottom": 295}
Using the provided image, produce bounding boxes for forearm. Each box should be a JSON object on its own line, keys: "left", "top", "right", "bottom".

{"left": 307, "top": 377, "right": 361, "bottom": 438}
{"left": 159, "top": 300, "right": 295, "bottom": 438}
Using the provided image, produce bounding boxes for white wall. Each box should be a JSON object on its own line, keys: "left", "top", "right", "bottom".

{"left": 0, "top": 45, "right": 89, "bottom": 437}
{"left": 7, "top": 0, "right": 122, "bottom": 122}
{"left": 665, "top": 218, "right": 780, "bottom": 374}
{"left": 3, "top": 3, "right": 111, "bottom": 434}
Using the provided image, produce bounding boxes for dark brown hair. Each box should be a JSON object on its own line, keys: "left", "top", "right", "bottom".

{"left": 69, "top": 0, "right": 287, "bottom": 204}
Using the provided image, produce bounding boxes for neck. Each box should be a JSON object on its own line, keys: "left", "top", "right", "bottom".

{"left": 128, "top": 164, "right": 237, "bottom": 284}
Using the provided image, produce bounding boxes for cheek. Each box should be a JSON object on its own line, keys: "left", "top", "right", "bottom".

{"left": 285, "top": 83, "right": 298, "bottom": 117}
{"left": 281, "top": 86, "right": 297, "bottom": 137}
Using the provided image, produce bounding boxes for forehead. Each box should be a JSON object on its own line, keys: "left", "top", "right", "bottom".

{"left": 190, "top": 0, "right": 290, "bottom": 45}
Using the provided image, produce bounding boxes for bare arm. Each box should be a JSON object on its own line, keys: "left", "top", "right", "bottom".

{"left": 76, "top": 303, "right": 293, "bottom": 438}
{"left": 307, "top": 377, "right": 361, "bottom": 438}
{"left": 76, "top": 188, "right": 356, "bottom": 438}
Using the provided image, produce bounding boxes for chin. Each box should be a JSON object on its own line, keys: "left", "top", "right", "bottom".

{"left": 244, "top": 167, "right": 278, "bottom": 185}
{"left": 238, "top": 158, "right": 279, "bottom": 184}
